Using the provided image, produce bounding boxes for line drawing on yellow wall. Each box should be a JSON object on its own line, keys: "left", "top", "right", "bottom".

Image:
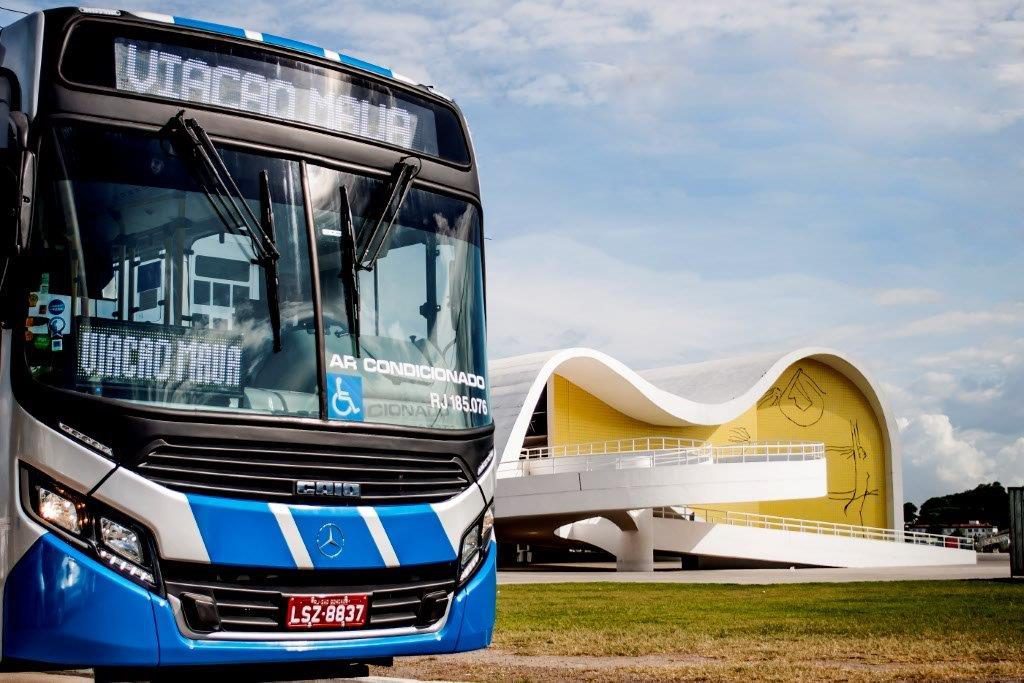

{"left": 827, "top": 420, "right": 880, "bottom": 525}
{"left": 758, "top": 367, "right": 827, "bottom": 427}
{"left": 728, "top": 427, "right": 751, "bottom": 443}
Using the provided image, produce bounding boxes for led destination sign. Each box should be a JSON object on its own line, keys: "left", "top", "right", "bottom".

{"left": 114, "top": 39, "right": 433, "bottom": 153}
{"left": 61, "top": 20, "right": 471, "bottom": 162}
{"left": 77, "top": 319, "right": 243, "bottom": 393}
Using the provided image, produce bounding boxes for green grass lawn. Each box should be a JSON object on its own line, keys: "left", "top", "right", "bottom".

{"left": 386, "top": 580, "right": 1024, "bottom": 682}
{"left": 495, "top": 580, "right": 1024, "bottom": 654}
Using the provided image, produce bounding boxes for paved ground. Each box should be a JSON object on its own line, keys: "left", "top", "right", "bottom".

{"left": 497, "top": 553, "right": 1011, "bottom": 584}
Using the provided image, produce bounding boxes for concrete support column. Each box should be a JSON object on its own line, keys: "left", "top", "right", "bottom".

{"left": 615, "top": 509, "right": 654, "bottom": 572}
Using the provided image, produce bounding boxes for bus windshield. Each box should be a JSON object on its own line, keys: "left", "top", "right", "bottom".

{"left": 22, "top": 123, "right": 489, "bottom": 429}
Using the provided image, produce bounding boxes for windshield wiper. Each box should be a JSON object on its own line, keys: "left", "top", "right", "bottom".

{"left": 259, "top": 170, "right": 283, "bottom": 353}
{"left": 356, "top": 157, "right": 421, "bottom": 271}
{"left": 337, "top": 185, "right": 362, "bottom": 357}
{"left": 163, "top": 111, "right": 283, "bottom": 350}
{"left": 163, "top": 112, "right": 279, "bottom": 263}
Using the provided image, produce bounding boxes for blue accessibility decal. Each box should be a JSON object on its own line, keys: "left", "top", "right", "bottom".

{"left": 327, "top": 373, "right": 364, "bottom": 421}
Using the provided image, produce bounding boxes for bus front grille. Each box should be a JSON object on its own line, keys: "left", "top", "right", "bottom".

{"left": 135, "top": 438, "right": 472, "bottom": 504}
{"left": 162, "top": 561, "right": 457, "bottom": 634}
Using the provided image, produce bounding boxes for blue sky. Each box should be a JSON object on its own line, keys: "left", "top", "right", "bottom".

{"left": 7, "top": 0, "right": 1024, "bottom": 503}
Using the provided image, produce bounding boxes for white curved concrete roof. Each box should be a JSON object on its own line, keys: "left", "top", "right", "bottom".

{"left": 488, "top": 346, "right": 903, "bottom": 528}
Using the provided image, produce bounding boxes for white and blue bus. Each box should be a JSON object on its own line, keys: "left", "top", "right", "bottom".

{"left": 0, "top": 7, "right": 495, "bottom": 676}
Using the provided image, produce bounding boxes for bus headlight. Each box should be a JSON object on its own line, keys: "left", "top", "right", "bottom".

{"left": 96, "top": 547, "right": 155, "bottom": 586}
{"left": 37, "top": 487, "right": 84, "bottom": 535}
{"left": 458, "top": 501, "right": 495, "bottom": 584}
{"left": 92, "top": 513, "right": 157, "bottom": 587}
{"left": 482, "top": 504, "right": 495, "bottom": 546}
{"left": 23, "top": 465, "right": 157, "bottom": 589}
{"left": 100, "top": 517, "right": 145, "bottom": 565}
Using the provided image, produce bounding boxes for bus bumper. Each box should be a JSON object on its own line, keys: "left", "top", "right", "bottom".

{"left": 3, "top": 533, "right": 496, "bottom": 667}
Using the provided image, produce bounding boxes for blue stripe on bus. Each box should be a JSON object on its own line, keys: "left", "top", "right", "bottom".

{"left": 185, "top": 494, "right": 458, "bottom": 569}
{"left": 171, "top": 16, "right": 248, "bottom": 39}
{"left": 339, "top": 54, "right": 393, "bottom": 78}
{"left": 165, "top": 15, "right": 394, "bottom": 80}
{"left": 287, "top": 506, "right": 385, "bottom": 569}
{"left": 261, "top": 33, "right": 328, "bottom": 60}
{"left": 187, "top": 494, "right": 296, "bottom": 567}
{"left": 377, "top": 505, "right": 457, "bottom": 566}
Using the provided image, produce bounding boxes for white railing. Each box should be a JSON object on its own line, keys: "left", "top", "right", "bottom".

{"left": 711, "top": 441, "right": 824, "bottom": 463}
{"left": 654, "top": 506, "right": 976, "bottom": 551}
{"left": 519, "top": 436, "right": 706, "bottom": 459}
{"left": 497, "top": 438, "right": 824, "bottom": 478}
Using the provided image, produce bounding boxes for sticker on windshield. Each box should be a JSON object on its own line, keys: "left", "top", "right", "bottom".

{"left": 326, "top": 352, "right": 489, "bottom": 424}
{"left": 25, "top": 291, "right": 72, "bottom": 353}
{"left": 429, "top": 392, "right": 489, "bottom": 417}
{"left": 327, "top": 373, "right": 364, "bottom": 422}
{"left": 327, "top": 353, "right": 486, "bottom": 390}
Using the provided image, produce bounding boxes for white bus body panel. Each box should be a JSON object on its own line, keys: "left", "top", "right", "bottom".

{"left": 0, "top": 328, "right": 125, "bottom": 662}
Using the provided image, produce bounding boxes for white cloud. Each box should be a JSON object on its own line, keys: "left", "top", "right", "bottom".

{"left": 484, "top": 232, "right": 873, "bottom": 365}
{"left": 899, "top": 414, "right": 993, "bottom": 496}
{"left": 881, "top": 305, "right": 1024, "bottom": 339}
{"left": 505, "top": 73, "right": 592, "bottom": 108}
{"left": 996, "top": 63, "right": 1024, "bottom": 84}
{"left": 913, "top": 371, "right": 1004, "bottom": 405}
{"left": 914, "top": 339, "right": 1024, "bottom": 368}
{"left": 874, "top": 287, "right": 942, "bottom": 306}
{"left": 900, "top": 414, "right": 1024, "bottom": 502}
{"left": 994, "top": 438, "right": 1024, "bottom": 485}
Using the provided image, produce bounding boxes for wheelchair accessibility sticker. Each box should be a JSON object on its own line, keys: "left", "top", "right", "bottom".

{"left": 327, "top": 373, "right": 364, "bottom": 421}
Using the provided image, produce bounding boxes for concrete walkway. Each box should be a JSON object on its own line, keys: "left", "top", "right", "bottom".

{"left": 498, "top": 553, "right": 1011, "bottom": 584}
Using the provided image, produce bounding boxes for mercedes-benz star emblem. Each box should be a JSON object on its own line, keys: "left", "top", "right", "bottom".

{"left": 315, "top": 523, "right": 345, "bottom": 559}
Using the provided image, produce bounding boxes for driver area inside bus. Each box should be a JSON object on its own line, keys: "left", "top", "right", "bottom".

{"left": 23, "top": 123, "right": 320, "bottom": 416}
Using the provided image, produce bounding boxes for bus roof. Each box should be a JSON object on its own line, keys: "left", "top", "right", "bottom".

{"left": 78, "top": 7, "right": 449, "bottom": 99}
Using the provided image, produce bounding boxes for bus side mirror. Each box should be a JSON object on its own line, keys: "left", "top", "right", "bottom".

{"left": 0, "top": 69, "right": 29, "bottom": 266}
{"left": 0, "top": 75, "right": 12, "bottom": 266}
{"left": 0, "top": 111, "right": 32, "bottom": 261}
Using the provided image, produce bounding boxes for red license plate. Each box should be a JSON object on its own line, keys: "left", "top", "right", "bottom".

{"left": 285, "top": 594, "right": 368, "bottom": 629}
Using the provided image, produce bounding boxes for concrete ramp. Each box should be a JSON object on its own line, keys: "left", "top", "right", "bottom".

{"left": 496, "top": 441, "right": 827, "bottom": 543}
{"left": 558, "top": 508, "right": 977, "bottom": 568}
{"left": 499, "top": 460, "right": 825, "bottom": 524}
